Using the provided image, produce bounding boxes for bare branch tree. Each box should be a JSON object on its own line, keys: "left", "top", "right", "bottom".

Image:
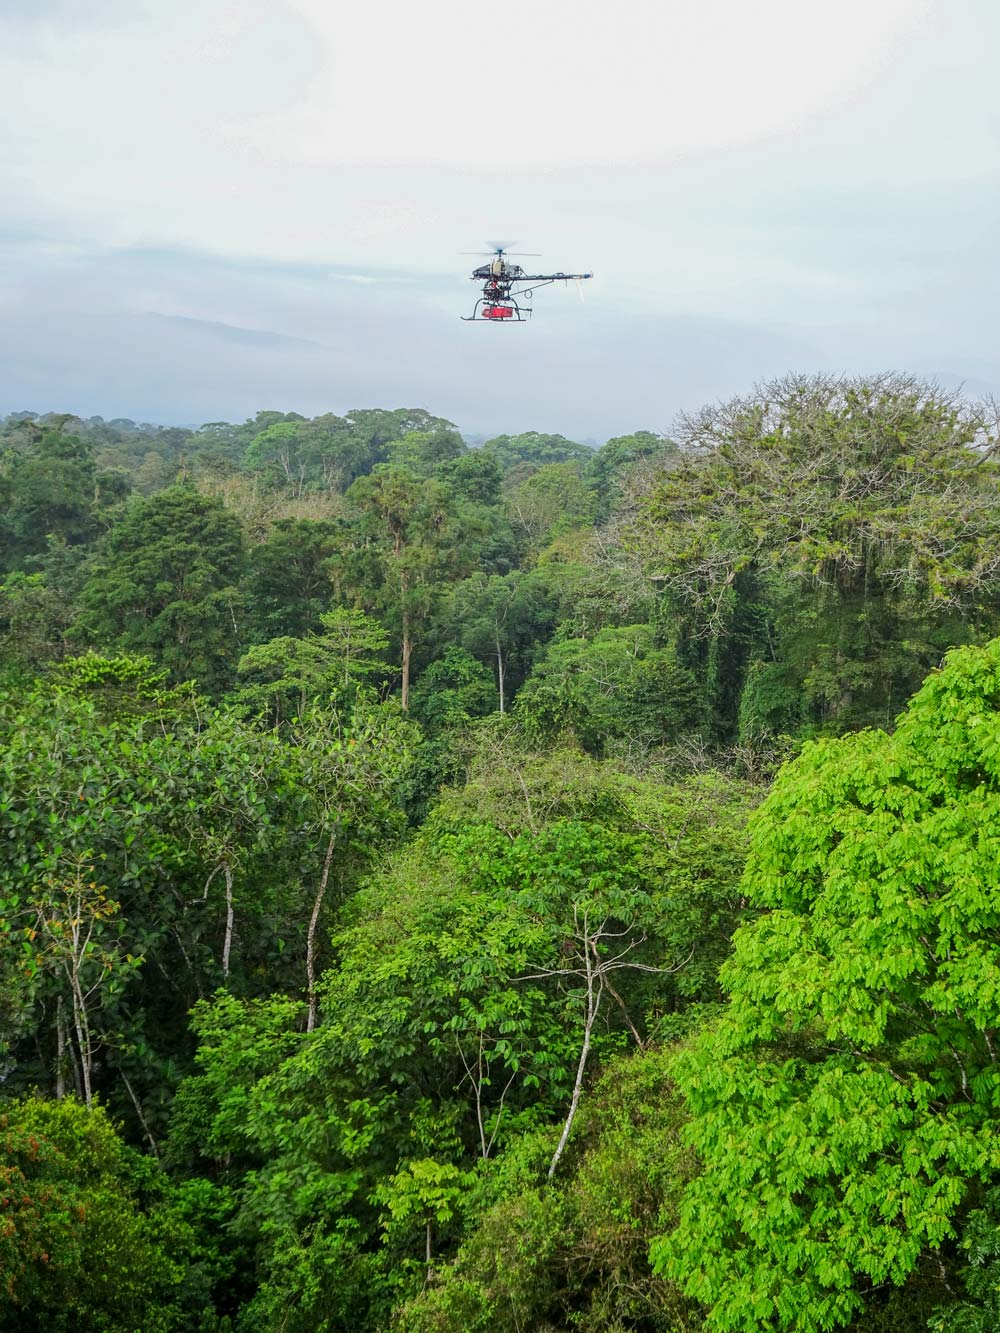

{"left": 518, "top": 905, "right": 692, "bottom": 1178}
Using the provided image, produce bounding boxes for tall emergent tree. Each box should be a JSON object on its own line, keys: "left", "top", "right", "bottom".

{"left": 628, "top": 373, "right": 1000, "bottom": 739}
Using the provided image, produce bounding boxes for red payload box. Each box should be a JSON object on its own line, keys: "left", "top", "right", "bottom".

{"left": 484, "top": 305, "right": 514, "bottom": 319}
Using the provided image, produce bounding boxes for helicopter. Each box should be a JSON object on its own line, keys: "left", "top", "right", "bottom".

{"left": 463, "top": 245, "right": 592, "bottom": 321}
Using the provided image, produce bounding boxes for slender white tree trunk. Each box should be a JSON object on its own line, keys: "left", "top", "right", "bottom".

{"left": 306, "top": 828, "right": 337, "bottom": 1032}
{"left": 69, "top": 975, "right": 93, "bottom": 1108}
{"left": 401, "top": 616, "right": 413, "bottom": 712}
{"left": 221, "top": 864, "right": 234, "bottom": 979}
{"left": 548, "top": 938, "right": 601, "bottom": 1178}
{"left": 121, "top": 1069, "right": 159, "bottom": 1157}
{"left": 55, "top": 995, "right": 66, "bottom": 1099}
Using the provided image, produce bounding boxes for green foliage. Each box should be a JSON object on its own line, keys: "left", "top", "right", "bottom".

{"left": 409, "top": 646, "right": 496, "bottom": 733}
{"left": 630, "top": 374, "right": 1000, "bottom": 739}
{"left": 242, "top": 518, "right": 341, "bottom": 642}
{"left": 50, "top": 650, "right": 201, "bottom": 720}
{"left": 8, "top": 385, "right": 1000, "bottom": 1332}
{"left": 506, "top": 459, "right": 597, "bottom": 551}
{"left": 1, "top": 429, "right": 106, "bottom": 568}
{"left": 0, "top": 1097, "right": 220, "bottom": 1332}
{"left": 76, "top": 485, "right": 246, "bottom": 693}
{"left": 445, "top": 569, "right": 559, "bottom": 712}
{"left": 515, "top": 624, "right": 703, "bottom": 756}
{"left": 588, "top": 428, "right": 676, "bottom": 519}
{"left": 384, "top": 427, "right": 466, "bottom": 478}
{"left": 655, "top": 637, "right": 1000, "bottom": 1331}
{"left": 242, "top": 408, "right": 460, "bottom": 494}
{"left": 232, "top": 608, "right": 391, "bottom": 723}
{"left": 929, "top": 1189, "right": 1000, "bottom": 1332}
{"left": 481, "top": 430, "right": 595, "bottom": 475}
{"left": 396, "top": 1046, "right": 701, "bottom": 1333}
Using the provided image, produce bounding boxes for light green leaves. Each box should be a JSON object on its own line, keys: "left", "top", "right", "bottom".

{"left": 655, "top": 638, "right": 1000, "bottom": 1331}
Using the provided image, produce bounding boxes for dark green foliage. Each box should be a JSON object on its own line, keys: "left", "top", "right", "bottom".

{"left": 515, "top": 624, "right": 704, "bottom": 756}
{"left": 76, "top": 485, "right": 246, "bottom": 692}
{"left": 1, "top": 429, "right": 104, "bottom": 567}
{"left": 409, "top": 645, "right": 496, "bottom": 733}
{"left": 930, "top": 1190, "right": 1000, "bottom": 1332}
{"left": 481, "top": 430, "right": 594, "bottom": 475}
{"left": 242, "top": 518, "right": 341, "bottom": 642}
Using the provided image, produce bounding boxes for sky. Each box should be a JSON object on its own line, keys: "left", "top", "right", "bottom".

{"left": 2, "top": 0, "right": 999, "bottom": 440}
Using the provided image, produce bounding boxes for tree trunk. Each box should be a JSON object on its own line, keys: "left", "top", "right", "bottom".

{"left": 548, "top": 944, "right": 601, "bottom": 1178}
{"left": 496, "top": 637, "right": 506, "bottom": 715}
{"left": 120, "top": 1069, "right": 159, "bottom": 1157}
{"left": 69, "top": 975, "right": 93, "bottom": 1108}
{"left": 221, "top": 863, "right": 234, "bottom": 979}
{"left": 55, "top": 995, "right": 66, "bottom": 1099}
{"left": 401, "top": 613, "right": 413, "bottom": 712}
{"left": 306, "top": 828, "right": 337, "bottom": 1032}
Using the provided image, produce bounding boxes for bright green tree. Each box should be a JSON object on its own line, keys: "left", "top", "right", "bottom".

{"left": 232, "top": 608, "right": 390, "bottom": 723}
{"left": 655, "top": 637, "right": 1000, "bottom": 1331}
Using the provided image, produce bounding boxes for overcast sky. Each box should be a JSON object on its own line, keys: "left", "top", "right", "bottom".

{"left": 2, "top": 0, "right": 999, "bottom": 439}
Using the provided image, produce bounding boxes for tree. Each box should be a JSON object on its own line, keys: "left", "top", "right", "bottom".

{"left": 347, "top": 466, "right": 482, "bottom": 709}
{"left": 0, "top": 1097, "right": 215, "bottom": 1332}
{"left": 373, "top": 1158, "right": 474, "bottom": 1273}
{"left": 627, "top": 373, "right": 1000, "bottom": 740}
{"left": 408, "top": 646, "right": 495, "bottom": 734}
{"left": 481, "top": 431, "right": 594, "bottom": 475}
{"left": 395, "top": 1046, "right": 699, "bottom": 1333}
{"left": 655, "top": 637, "right": 1000, "bottom": 1332}
{"left": 287, "top": 698, "right": 413, "bottom": 1030}
{"left": 0, "top": 566, "right": 80, "bottom": 672}
{"left": 514, "top": 624, "right": 703, "bottom": 757}
{"left": 232, "top": 609, "right": 390, "bottom": 723}
{"left": 587, "top": 428, "right": 676, "bottom": 520}
{"left": 19, "top": 861, "right": 143, "bottom": 1106}
{"left": 2, "top": 429, "right": 103, "bottom": 568}
{"left": 242, "top": 518, "right": 341, "bottom": 642}
{"left": 384, "top": 426, "right": 466, "bottom": 478}
{"left": 447, "top": 571, "right": 558, "bottom": 714}
{"left": 506, "top": 460, "right": 597, "bottom": 552}
{"left": 76, "top": 486, "right": 246, "bottom": 692}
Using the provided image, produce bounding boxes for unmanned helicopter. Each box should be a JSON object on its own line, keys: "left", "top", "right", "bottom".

{"left": 463, "top": 245, "right": 592, "bottom": 321}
